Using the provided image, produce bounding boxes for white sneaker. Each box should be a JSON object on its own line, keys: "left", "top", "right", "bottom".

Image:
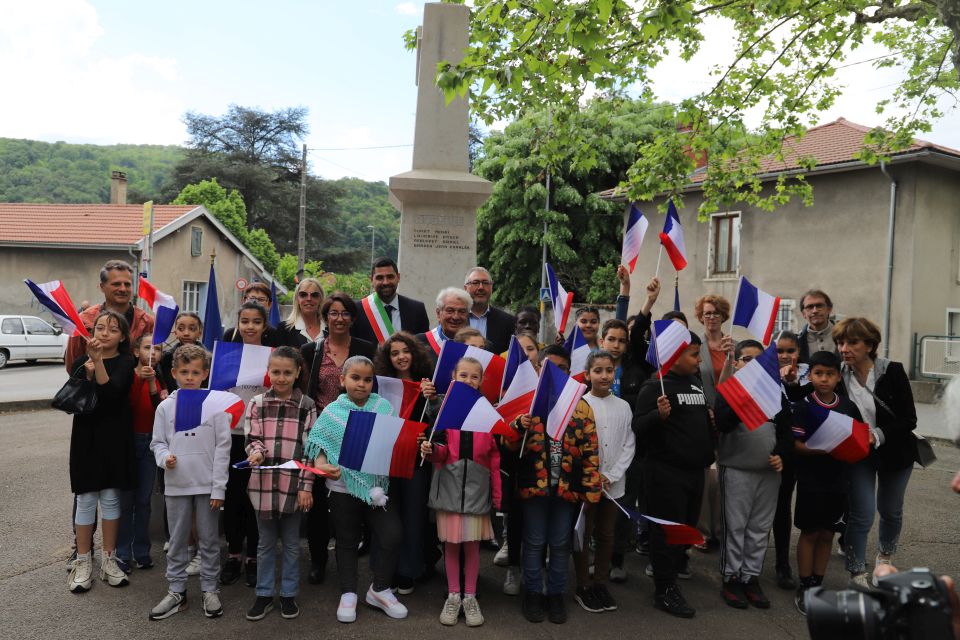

{"left": 202, "top": 590, "right": 223, "bottom": 618}
{"left": 494, "top": 542, "right": 510, "bottom": 567}
{"left": 150, "top": 590, "right": 187, "bottom": 620}
{"left": 462, "top": 594, "right": 484, "bottom": 627}
{"left": 163, "top": 540, "right": 170, "bottom": 553}
{"left": 644, "top": 563, "right": 654, "bottom": 578}
{"left": 327, "top": 537, "right": 336, "bottom": 551}
{"left": 609, "top": 566, "right": 628, "bottom": 583}
{"left": 185, "top": 553, "right": 201, "bottom": 576}
{"left": 872, "top": 553, "right": 896, "bottom": 587}
{"left": 503, "top": 567, "right": 520, "bottom": 596}
{"left": 365, "top": 585, "right": 408, "bottom": 619}
{"left": 68, "top": 553, "right": 93, "bottom": 593}
{"left": 337, "top": 592, "right": 358, "bottom": 623}
{"left": 850, "top": 572, "right": 871, "bottom": 588}
{"left": 100, "top": 553, "right": 130, "bottom": 587}
{"left": 439, "top": 592, "right": 461, "bottom": 626}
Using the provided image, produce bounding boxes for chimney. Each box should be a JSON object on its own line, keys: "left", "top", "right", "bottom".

{"left": 109, "top": 170, "right": 128, "bottom": 205}
{"left": 677, "top": 124, "right": 708, "bottom": 170}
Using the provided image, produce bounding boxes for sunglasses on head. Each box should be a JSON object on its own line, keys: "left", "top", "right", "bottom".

{"left": 298, "top": 291, "right": 322, "bottom": 299}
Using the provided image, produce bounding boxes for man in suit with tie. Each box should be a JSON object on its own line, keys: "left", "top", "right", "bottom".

{"left": 464, "top": 267, "right": 516, "bottom": 354}
{"left": 351, "top": 257, "right": 430, "bottom": 345}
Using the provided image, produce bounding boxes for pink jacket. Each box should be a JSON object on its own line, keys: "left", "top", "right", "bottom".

{"left": 428, "top": 430, "right": 502, "bottom": 510}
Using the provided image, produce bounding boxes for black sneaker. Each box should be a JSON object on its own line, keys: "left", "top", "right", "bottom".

{"left": 721, "top": 578, "right": 749, "bottom": 609}
{"left": 279, "top": 596, "right": 299, "bottom": 619}
{"left": 795, "top": 586, "right": 807, "bottom": 616}
{"left": 654, "top": 584, "right": 696, "bottom": 618}
{"left": 593, "top": 583, "right": 618, "bottom": 611}
{"left": 521, "top": 590, "right": 545, "bottom": 623}
{"left": 574, "top": 586, "right": 604, "bottom": 613}
{"left": 776, "top": 566, "right": 797, "bottom": 590}
{"left": 395, "top": 575, "right": 415, "bottom": 595}
{"left": 742, "top": 576, "right": 770, "bottom": 609}
{"left": 246, "top": 596, "right": 274, "bottom": 621}
{"left": 308, "top": 563, "right": 325, "bottom": 585}
{"left": 244, "top": 559, "right": 257, "bottom": 588}
{"left": 115, "top": 557, "right": 133, "bottom": 575}
{"left": 677, "top": 555, "right": 692, "bottom": 580}
{"left": 133, "top": 557, "right": 154, "bottom": 570}
{"left": 221, "top": 557, "right": 242, "bottom": 585}
{"left": 546, "top": 593, "right": 567, "bottom": 624}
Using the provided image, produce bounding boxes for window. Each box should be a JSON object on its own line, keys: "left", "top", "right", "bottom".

{"left": 773, "top": 300, "right": 796, "bottom": 336}
{"left": 23, "top": 317, "right": 55, "bottom": 335}
{"left": 709, "top": 212, "right": 740, "bottom": 277}
{"left": 191, "top": 227, "right": 203, "bottom": 257}
{"left": 1, "top": 318, "right": 23, "bottom": 335}
{"left": 182, "top": 281, "right": 205, "bottom": 313}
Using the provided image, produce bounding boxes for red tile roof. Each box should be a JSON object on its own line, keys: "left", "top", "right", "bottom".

{"left": 0, "top": 204, "right": 198, "bottom": 246}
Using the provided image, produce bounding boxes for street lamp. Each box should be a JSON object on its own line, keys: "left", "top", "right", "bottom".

{"left": 367, "top": 225, "right": 376, "bottom": 266}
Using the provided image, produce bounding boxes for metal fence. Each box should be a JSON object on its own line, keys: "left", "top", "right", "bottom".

{"left": 918, "top": 335, "right": 960, "bottom": 379}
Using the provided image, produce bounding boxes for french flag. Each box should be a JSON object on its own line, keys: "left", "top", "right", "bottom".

{"left": 497, "top": 359, "right": 538, "bottom": 424}
{"left": 621, "top": 203, "right": 649, "bottom": 273}
{"left": 23, "top": 279, "right": 89, "bottom": 338}
{"left": 501, "top": 335, "right": 526, "bottom": 392}
{"left": 340, "top": 410, "right": 427, "bottom": 479}
{"left": 232, "top": 459, "right": 330, "bottom": 478}
{"left": 209, "top": 341, "right": 273, "bottom": 390}
{"left": 732, "top": 276, "right": 781, "bottom": 344}
{"left": 138, "top": 277, "right": 179, "bottom": 346}
{"left": 658, "top": 200, "right": 687, "bottom": 271}
{"left": 793, "top": 400, "right": 871, "bottom": 463}
{"left": 646, "top": 319, "right": 692, "bottom": 377}
{"left": 716, "top": 343, "right": 783, "bottom": 430}
{"left": 373, "top": 375, "right": 421, "bottom": 420}
{"left": 174, "top": 388, "right": 245, "bottom": 431}
{"left": 564, "top": 324, "right": 590, "bottom": 382}
{"left": 606, "top": 492, "right": 705, "bottom": 545}
{"left": 530, "top": 359, "right": 586, "bottom": 441}
{"left": 434, "top": 381, "right": 514, "bottom": 437}
{"left": 545, "top": 263, "right": 574, "bottom": 334}
{"left": 432, "top": 340, "right": 506, "bottom": 405}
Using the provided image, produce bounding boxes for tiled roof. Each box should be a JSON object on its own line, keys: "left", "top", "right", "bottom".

{"left": 0, "top": 204, "right": 198, "bottom": 246}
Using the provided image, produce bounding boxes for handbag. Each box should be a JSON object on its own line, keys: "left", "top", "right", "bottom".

{"left": 52, "top": 372, "right": 98, "bottom": 415}
{"left": 861, "top": 381, "right": 937, "bottom": 468}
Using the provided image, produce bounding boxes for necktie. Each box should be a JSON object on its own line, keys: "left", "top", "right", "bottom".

{"left": 385, "top": 304, "right": 395, "bottom": 320}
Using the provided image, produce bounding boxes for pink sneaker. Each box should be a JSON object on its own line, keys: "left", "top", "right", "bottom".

{"left": 365, "top": 585, "right": 408, "bottom": 619}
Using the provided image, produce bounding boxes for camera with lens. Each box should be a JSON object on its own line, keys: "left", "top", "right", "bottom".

{"left": 805, "top": 568, "right": 954, "bottom": 639}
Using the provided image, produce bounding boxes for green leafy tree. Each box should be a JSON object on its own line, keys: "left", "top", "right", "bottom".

{"left": 416, "top": 0, "right": 959, "bottom": 215}
{"left": 330, "top": 177, "right": 400, "bottom": 264}
{"left": 331, "top": 271, "right": 372, "bottom": 300}
{"left": 275, "top": 253, "right": 325, "bottom": 292}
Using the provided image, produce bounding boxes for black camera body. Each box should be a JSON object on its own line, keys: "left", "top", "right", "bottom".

{"left": 806, "top": 568, "right": 954, "bottom": 639}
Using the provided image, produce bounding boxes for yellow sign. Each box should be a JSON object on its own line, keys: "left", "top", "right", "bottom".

{"left": 142, "top": 201, "right": 154, "bottom": 235}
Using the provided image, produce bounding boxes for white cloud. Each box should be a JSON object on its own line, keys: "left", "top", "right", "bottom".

{"left": 395, "top": 2, "right": 418, "bottom": 16}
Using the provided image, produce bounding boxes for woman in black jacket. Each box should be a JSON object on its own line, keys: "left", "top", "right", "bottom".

{"left": 833, "top": 317, "right": 918, "bottom": 588}
{"left": 276, "top": 277, "right": 325, "bottom": 348}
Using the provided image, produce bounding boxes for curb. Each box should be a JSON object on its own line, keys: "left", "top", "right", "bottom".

{"left": 0, "top": 399, "right": 54, "bottom": 414}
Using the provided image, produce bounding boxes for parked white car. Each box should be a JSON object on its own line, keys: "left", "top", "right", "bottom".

{"left": 0, "top": 315, "right": 69, "bottom": 369}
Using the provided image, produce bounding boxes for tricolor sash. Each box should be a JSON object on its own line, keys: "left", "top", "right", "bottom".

{"left": 425, "top": 327, "right": 443, "bottom": 355}
{"left": 360, "top": 294, "right": 395, "bottom": 344}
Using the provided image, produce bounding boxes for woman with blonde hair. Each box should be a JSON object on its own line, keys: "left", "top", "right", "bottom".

{"left": 279, "top": 277, "right": 326, "bottom": 348}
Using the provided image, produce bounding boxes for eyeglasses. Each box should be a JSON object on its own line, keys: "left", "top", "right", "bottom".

{"left": 441, "top": 307, "right": 469, "bottom": 317}
{"left": 245, "top": 297, "right": 269, "bottom": 305}
{"left": 702, "top": 311, "right": 723, "bottom": 318}
{"left": 803, "top": 303, "right": 827, "bottom": 311}
{"left": 777, "top": 348, "right": 798, "bottom": 354}
{"left": 298, "top": 291, "right": 322, "bottom": 299}
{"left": 465, "top": 279, "right": 493, "bottom": 287}
{"left": 736, "top": 355, "right": 755, "bottom": 363}
{"left": 327, "top": 311, "right": 351, "bottom": 319}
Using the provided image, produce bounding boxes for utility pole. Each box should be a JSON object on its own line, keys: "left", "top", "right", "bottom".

{"left": 297, "top": 143, "right": 307, "bottom": 277}
{"left": 367, "top": 225, "right": 376, "bottom": 266}
{"left": 539, "top": 107, "right": 552, "bottom": 344}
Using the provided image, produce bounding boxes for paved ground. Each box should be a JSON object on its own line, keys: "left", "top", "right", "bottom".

{"left": 0, "top": 362, "right": 66, "bottom": 403}
{"left": 1, "top": 409, "right": 958, "bottom": 640}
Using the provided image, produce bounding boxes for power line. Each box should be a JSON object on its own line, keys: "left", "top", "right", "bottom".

{"left": 309, "top": 143, "right": 413, "bottom": 151}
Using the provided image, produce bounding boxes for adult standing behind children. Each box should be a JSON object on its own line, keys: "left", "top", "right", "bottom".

{"left": 277, "top": 278, "right": 325, "bottom": 348}
{"left": 351, "top": 257, "right": 430, "bottom": 345}
{"left": 417, "top": 288, "right": 472, "bottom": 361}
{"left": 464, "top": 267, "right": 515, "bottom": 354}
{"left": 797, "top": 290, "right": 837, "bottom": 363}
{"left": 222, "top": 282, "right": 285, "bottom": 347}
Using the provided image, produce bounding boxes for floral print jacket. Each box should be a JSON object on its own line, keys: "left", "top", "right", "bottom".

{"left": 506, "top": 398, "right": 600, "bottom": 504}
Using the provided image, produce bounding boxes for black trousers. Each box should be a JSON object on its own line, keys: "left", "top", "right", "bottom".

{"left": 307, "top": 480, "right": 330, "bottom": 569}
{"left": 772, "top": 459, "right": 796, "bottom": 570}
{"left": 328, "top": 491, "right": 402, "bottom": 594}
{"left": 224, "top": 435, "right": 258, "bottom": 557}
{"left": 644, "top": 460, "right": 704, "bottom": 592}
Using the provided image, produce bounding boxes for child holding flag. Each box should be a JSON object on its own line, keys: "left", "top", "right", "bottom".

{"left": 148, "top": 344, "right": 232, "bottom": 620}
{"left": 420, "top": 357, "right": 502, "bottom": 627}
{"left": 159, "top": 312, "right": 202, "bottom": 392}
{"left": 243, "top": 346, "right": 318, "bottom": 621}
{"left": 304, "top": 356, "right": 407, "bottom": 623}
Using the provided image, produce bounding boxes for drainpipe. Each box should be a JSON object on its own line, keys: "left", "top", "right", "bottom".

{"left": 879, "top": 161, "right": 897, "bottom": 359}
{"left": 128, "top": 245, "right": 140, "bottom": 302}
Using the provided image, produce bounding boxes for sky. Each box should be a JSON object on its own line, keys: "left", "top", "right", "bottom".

{"left": 0, "top": 0, "right": 957, "bottom": 184}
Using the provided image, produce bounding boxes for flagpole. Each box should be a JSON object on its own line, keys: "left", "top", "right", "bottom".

{"left": 650, "top": 321, "right": 667, "bottom": 397}
{"left": 654, "top": 245, "right": 663, "bottom": 279}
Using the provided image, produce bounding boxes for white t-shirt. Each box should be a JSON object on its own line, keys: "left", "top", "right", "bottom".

{"left": 847, "top": 367, "right": 881, "bottom": 446}
{"left": 582, "top": 392, "right": 635, "bottom": 500}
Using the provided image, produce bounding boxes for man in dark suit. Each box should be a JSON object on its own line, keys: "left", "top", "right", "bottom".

{"left": 351, "top": 257, "right": 430, "bottom": 345}
{"left": 464, "top": 267, "right": 516, "bottom": 354}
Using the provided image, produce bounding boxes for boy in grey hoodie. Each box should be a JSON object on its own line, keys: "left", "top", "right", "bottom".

{"left": 714, "top": 340, "right": 792, "bottom": 610}
{"left": 149, "top": 345, "right": 232, "bottom": 620}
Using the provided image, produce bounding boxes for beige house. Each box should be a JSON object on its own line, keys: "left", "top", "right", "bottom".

{"left": 602, "top": 118, "right": 960, "bottom": 376}
{"left": 0, "top": 201, "right": 284, "bottom": 327}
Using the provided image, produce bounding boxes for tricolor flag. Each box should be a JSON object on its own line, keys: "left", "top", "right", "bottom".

{"left": 732, "top": 276, "right": 781, "bottom": 344}
{"left": 501, "top": 335, "right": 526, "bottom": 392}
{"left": 621, "top": 203, "right": 649, "bottom": 274}
{"left": 716, "top": 343, "right": 783, "bottom": 430}
{"left": 606, "top": 490, "right": 705, "bottom": 545}
{"left": 201, "top": 264, "right": 222, "bottom": 351}
{"left": 432, "top": 340, "right": 506, "bottom": 404}
{"left": 434, "top": 381, "right": 514, "bottom": 437}
{"left": 138, "top": 277, "right": 179, "bottom": 346}
{"left": 209, "top": 341, "right": 272, "bottom": 390}
{"left": 530, "top": 359, "right": 586, "bottom": 441}
{"left": 793, "top": 400, "right": 871, "bottom": 463}
{"left": 545, "top": 263, "right": 574, "bottom": 334}
{"left": 373, "top": 375, "right": 421, "bottom": 420}
{"left": 658, "top": 200, "right": 687, "bottom": 271}
{"left": 232, "top": 459, "right": 330, "bottom": 478}
{"left": 174, "top": 388, "right": 245, "bottom": 431}
{"left": 564, "top": 324, "right": 590, "bottom": 382}
{"left": 269, "top": 280, "right": 281, "bottom": 328}
{"left": 339, "top": 411, "right": 426, "bottom": 479}
{"left": 23, "top": 279, "right": 89, "bottom": 338}
{"left": 359, "top": 293, "right": 395, "bottom": 344}
{"left": 496, "top": 359, "right": 538, "bottom": 424}
{"left": 646, "top": 319, "right": 692, "bottom": 377}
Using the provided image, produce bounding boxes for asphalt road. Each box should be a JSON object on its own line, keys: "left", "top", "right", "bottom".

{"left": 0, "top": 361, "right": 67, "bottom": 403}
{"left": 1, "top": 409, "right": 958, "bottom": 640}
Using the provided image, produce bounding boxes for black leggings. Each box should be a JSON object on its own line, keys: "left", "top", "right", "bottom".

{"left": 224, "top": 435, "right": 258, "bottom": 558}
{"left": 307, "top": 480, "right": 330, "bottom": 568}
{"left": 772, "top": 460, "right": 796, "bottom": 570}
{"left": 328, "top": 491, "right": 402, "bottom": 594}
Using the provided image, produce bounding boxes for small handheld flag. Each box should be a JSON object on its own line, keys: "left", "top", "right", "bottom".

{"left": 201, "top": 264, "right": 222, "bottom": 351}
{"left": 340, "top": 411, "right": 427, "bottom": 479}
{"left": 621, "top": 204, "right": 649, "bottom": 274}
{"left": 646, "top": 319, "right": 692, "bottom": 378}
{"left": 658, "top": 201, "right": 687, "bottom": 271}
{"left": 501, "top": 335, "right": 526, "bottom": 393}
{"left": 23, "top": 279, "right": 89, "bottom": 338}
{"left": 793, "top": 400, "right": 871, "bottom": 463}
{"left": 232, "top": 459, "right": 331, "bottom": 478}
{"left": 209, "top": 341, "right": 272, "bottom": 390}
{"left": 732, "top": 276, "right": 781, "bottom": 344}
{"left": 175, "top": 388, "right": 245, "bottom": 431}
{"left": 530, "top": 359, "right": 586, "bottom": 441}
{"left": 545, "top": 263, "right": 574, "bottom": 334}
{"left": 716, "top": 343, "right": 783, "bottom": 430}
{"left": 373, "top": 375, "right": 421, "bottom": 420}
{"left": 433, "top": 381, "right": 513, "bottom": 437}
{"left": 563, "top": 325, "right": 590, "bottom": 382}
{"left": 138, "top": 277, "right": 179, "bottom": 347}
{"left": 269, "top": 280, "right": 281, "bottom": 327}
{"left": 432, "top": 341, "right": 506, "bottom": 404}
{"left": 605, "top": 489, "right": 704, "bottom": 545}
{"left": 496, "top": 360, "right": 538, "bottom": 425}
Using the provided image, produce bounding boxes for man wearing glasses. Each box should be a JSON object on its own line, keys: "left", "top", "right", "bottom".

{"left": 223, "top": 281, "right": 284, "bottom": 347}
{"left": 797, "top": 290, "right": 837, "bottom": 363}
{"left": 463, "top": 267, "right": 516, "bottom": 354}
{"left": 351, "top": 257, "right": 430, "bottom": 345}
{"left": 417, "top": 287, "right": 473, "bottom": 361}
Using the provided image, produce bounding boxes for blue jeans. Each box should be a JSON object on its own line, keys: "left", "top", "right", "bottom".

{"left": 117, "top": 433, "right": 155, "bottom": 562}
{"left": 844, "top": 457, "right": 912, "bottom": 573}
{"left": 256, "top": 512, "right": 302, "bottom": 597}
{"left": 521, "top": 494, "right": 577, "bottom": 595}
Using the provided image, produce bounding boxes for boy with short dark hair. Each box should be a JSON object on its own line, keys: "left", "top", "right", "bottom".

{"left": 634, "top": 334, "right": 715, "bottom": 619}
{"left": 790, "top": 350, "right": 862, "bottom": 615}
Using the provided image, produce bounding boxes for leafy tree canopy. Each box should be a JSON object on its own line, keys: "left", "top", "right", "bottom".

{"left": 417, "top": 0, "right": 959, "bottom": 215}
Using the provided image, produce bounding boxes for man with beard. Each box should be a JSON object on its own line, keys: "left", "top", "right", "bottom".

{"left": 351, "top": 257, "right": 430, "bottom": 345}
